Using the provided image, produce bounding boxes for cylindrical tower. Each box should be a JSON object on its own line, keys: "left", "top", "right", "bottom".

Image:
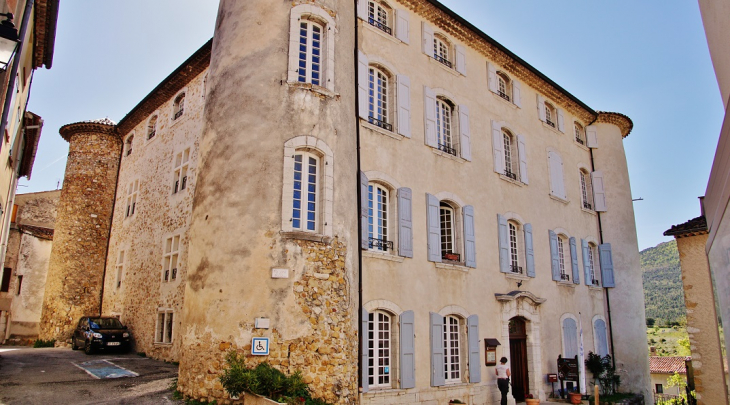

{"left": 39, "top": 119, "right": 121, "bottom": 342}
{"left": 178, "top": 0, "right": 359, "bottom": 403}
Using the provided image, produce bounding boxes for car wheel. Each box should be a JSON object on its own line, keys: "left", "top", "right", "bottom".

{"left": 71, "top": 338, "right": 78, "bottom": 350}
{"left": 84, "top": 341, "right": 94, "bottom": 355}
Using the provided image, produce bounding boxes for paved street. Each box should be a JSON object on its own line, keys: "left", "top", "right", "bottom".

{"left": 0, "top": 347, "right": 183, "bottom": 405}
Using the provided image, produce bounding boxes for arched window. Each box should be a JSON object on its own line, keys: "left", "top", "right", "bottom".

{"left": 147, "top": 116, "right": 158, "bottom": 140}
{"left": 292, "top": 151, "right": 321, "bottom": 232}
{"left": 173, "top": 93, "right": 185, "bottom": 120}
{"left": 440, "top": 201, "right": 456, "bottom": 260}
{"left": 298, "top": 19, "right": 324, "bottom": 86}
{"left": 368, "top": 310, "right": 393, "bottom": 388}
{"left": 433, "top": 34, "right": 452, "bottom": 68}
{"left": 367, "top": 1, "right": 392, "bottom": 35}
{"left": 368, "top": 183, "right": 390, "bottom": 251}
{"left": 502, "top": 129, "right": 519, "bottom": 180}
{"left": 593, "top": 317, "right": 609, "bottom": 356}
{"left": 580, "top": 169, "right": 593, "bottom": 210}
{"left": 368, "top": 66, "right": 392, "bottom": 131}
{"left": 497, "top": 72, "right": 511, "bottom": 102}
{"left": 545, "top": 102, "right": 557, "bottom": 128}
{"left": 574, "top": 122, "right": 586, "bottom": 145}
{"left": 508, "top": 220, "right": 525, "bottom": 274}
{"left": 125, "top": 135, "right": 133, "bottom": 157}
{"left": 436, "top": 97, "right": 455, "bottom": 155}
{"left": 443, "top": 315, "right": 462, "bottom": 383}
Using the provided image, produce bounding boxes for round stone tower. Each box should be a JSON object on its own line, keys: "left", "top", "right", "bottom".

{"left": 177, "top": 0, "right": 359, "bottom": 403}
{"left": 39, "top": 119, "right": 121, "bottom": 342}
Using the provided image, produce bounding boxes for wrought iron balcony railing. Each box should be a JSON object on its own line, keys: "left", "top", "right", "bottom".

{"left": 583, "top": 201, "right": 593, "bottom": 210}
{"left": 560, "top": 273, "right": 570, "bottom": 281}
{"left": 498, "top": 91, "right": 510, "bottom": 102}
{"left": 592, "top": 279, "right": 600, "bottom": 286}
{"left": 369, "top": 237, "right": 393, "bottom": 252}
{"left": 368, "top": 18, "right": 392, "bottom": 35}
{"left": 504, "top": 169, "right": 517, "bottom": 180}
{"left": 433, "top": 54, "right": 452, "bottom": 69}
{"left": 368, "top": 116, "right": 393, "bottom": 132}
{"left": 575, "top": 136, "right": 585, "bottom": 145}
{"left": 174, "top": 109, "right": 184, "bottom": 120}
{"left": 438, "top": 143, "right": 457, "bottom": 156}
{"left": 510, "top": 265, "right": 523, "bottom": 274}
{"left": 546, "top": 118, "right": 556, "bottom": 128}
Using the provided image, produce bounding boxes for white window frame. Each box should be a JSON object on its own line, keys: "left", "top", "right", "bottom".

{"left": 368, "top": 310, "right": 393, "bottom": 388}
{"left": 436, "top": 97, "right": 455, "bottom": 154}
{"left": 588, "top": 243, "right": 599, "bottom": 286}
{"left": 367, "top": 0, "right": 392, "bottom": 35}
{"left": 282, "top": 136, "right": 334, "bottom": 237}
{"left": 545, "top": 102, "right": 557, "bottom": 128}
{"left": 502, "top": 130, "right": 519, "bottom": 180}
{"left": 162, "top": 234, "right": 181, "bottom": 282}
{"left": 172, "top": 148, "right": 191, "bottom": 194}
{"left": 291, "top": 151, "right": 321, "bottom": 233}
{"left": 496, "top": 72, "right": 511, "bottom": 102}
{"left": 287, "top": 5, "right": 336, "bottom": 92}
{"left": 368, "top": 66, "right": 392, "bottom": 130}
{"left": 433, "top": 34, "right": 451, "bottom": 68}
{"left": 443, "top": 315, "right": 462, "bottom": 384}
{"left": 124, "top": 134, "right": 134, "bottom": 157}
{"left": 368, "top": 183, "right": 391, "bottom": 252}
{"left": 557, "top": 234, "right": 569, "bottom": 281}
{"left": 125, "top": 180, "right": 139, "bottom": 218}
{"left": 155, "top": 309, "right": 174, "bottom": 344}
{"left": 574, "top": 122, "right": 586, "bottom": 146}
{"left": 440, "top": 202, "right": 455, "bottom": 258}
{"left": 115, "top": 250, "right": 125, "bottom": 289}
{"left": 507, "top": 220, "right": 525, "bottom": 274}
{"left": 173, "top": 93, "right": 185, "bottom": 121}
{"left": 580, "top": 169, "right": 594, "bottom": 211}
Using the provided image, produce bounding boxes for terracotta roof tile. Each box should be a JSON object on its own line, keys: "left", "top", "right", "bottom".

{"left": 664, "top": 216, "right": 708, "bottom": 237}
{"left": 649, "top": 356, "right": 689, "bottom": 374}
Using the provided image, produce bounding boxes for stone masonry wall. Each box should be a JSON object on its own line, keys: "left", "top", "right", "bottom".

{"left": 177, "top": 239, "right": 358, "bottom": 405}
{"left": 39, "top": 123, "right": 121, "bottom": 342}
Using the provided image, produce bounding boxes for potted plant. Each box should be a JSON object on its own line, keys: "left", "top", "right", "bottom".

{"left": 525, "top": 393, "right": 540, "bottom": 405}
{"left": 568, "top": 389, "right": 582, "bottom": 404}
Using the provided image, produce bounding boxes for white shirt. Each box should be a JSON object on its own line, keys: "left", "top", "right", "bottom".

{"left": 496, "top": 364, "right": 509, "bottom": 379}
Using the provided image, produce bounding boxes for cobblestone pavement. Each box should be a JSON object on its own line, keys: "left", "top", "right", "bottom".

{"left": 0, "top": 347, "right": 184, "bottom": 405}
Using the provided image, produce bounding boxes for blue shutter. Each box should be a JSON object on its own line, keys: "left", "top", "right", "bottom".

{"left": 361, "top": 307, "right": 370, "bottom": 393}
{"left": 599, "top": 243, "right": 615, "bottom": 288}
{"left": 562, "top": 317, "right": 578, "bottom": 358}
{"left": 549, "top": 230, "right": 560, "bottom": 281}
{"left": 594, "top": 319, "right": 609, "bottom": 357}
{"left": 430, "top": 312, "right": 445, "bottom": 386}
{"left": 467, "top": 315, "right": 481, "bottom": 383}
{"left": 582, "top": 239, "right": 591, "bottom": 286}
{"left": 426, "top": 194, "right": 441, "bottom": 262}
{"left": 398, "top": 188, "right": 413, "bottom": 258}
{"left": 358, "top": 51, "right": 369, "bottom": 120}
{"left": 498, "top": 214, "right": 509, "bottom": 273}
{"left": 400, "top": 310, "right": 416, "bottom": 389}
{"left": 361, "top": 172, "right": 369, "bottom": 250}
{"left": 524, "top": 223, "right": 535, "bottom": 278}
{"left": 463, "top": 205, "right": 476, "bottom": 268}
{"left": 570, "top": 237, "right": 580, "bottom": 284}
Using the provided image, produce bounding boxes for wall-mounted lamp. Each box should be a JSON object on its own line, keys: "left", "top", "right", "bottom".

{"left": 0, "top": 13, "right": 19, "bottom": 70}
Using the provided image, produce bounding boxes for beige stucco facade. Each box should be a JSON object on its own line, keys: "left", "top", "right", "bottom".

{"left": 40, "top": 0, "right": 650, "bottom": 403}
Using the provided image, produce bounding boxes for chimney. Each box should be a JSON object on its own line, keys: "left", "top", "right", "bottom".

{"left": 650, "top": 346, "right": 657, "bottom": 355}
{"left": 699, "top": 196, "right": 705, "bottom": 217}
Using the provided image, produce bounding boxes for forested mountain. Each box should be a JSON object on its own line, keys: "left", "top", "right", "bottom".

{"left": 641, "top": 240, "right": 686, "bottom": 325}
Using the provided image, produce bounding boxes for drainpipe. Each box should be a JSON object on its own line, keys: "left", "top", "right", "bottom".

{"left": 587, "top": 118, "right": 616, "bottom": 370}
{"left": 354, "top": 0, "right": 364, "bottom": 395}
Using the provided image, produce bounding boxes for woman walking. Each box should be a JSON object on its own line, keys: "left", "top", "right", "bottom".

{"left": 496, "top": 357, "right": 511, "bottom": 405}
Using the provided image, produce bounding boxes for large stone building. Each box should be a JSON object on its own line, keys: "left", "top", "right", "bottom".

{"left": 0, "top": 0, "right": 58, "bottom": 344}
{"left": 39, "top": 1, "right": 650, "bottom": 403}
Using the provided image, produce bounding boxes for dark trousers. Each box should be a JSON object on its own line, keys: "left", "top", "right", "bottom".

{"left": 498, "top": 378, "right": 509, "bottom": 405}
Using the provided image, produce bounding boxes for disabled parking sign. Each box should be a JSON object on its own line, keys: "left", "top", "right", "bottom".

{"left": 252, "top": 337, "right": 269, "bottom": 356}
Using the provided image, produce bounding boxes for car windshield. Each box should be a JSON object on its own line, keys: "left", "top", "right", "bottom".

{"left": 88, "top": 318, "right": 124, "bottom": 329}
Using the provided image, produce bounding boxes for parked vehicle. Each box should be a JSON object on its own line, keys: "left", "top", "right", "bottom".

{"left": 71, "top": 316, "right": 132, "bottom": 355}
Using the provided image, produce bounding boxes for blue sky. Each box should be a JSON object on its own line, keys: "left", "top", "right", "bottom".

{"left": 23, "top": 1, "right": 723, "bottom": 251}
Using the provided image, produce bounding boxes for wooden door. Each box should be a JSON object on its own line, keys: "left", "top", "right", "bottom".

{"left": 509, "top": 318, "right": 529, "bottom": 402}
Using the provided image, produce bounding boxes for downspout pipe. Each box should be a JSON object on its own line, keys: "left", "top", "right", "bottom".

{"left": 0, "top": 0, "right": 33, "bottom": 150}
{"left": 354, "top": 0, "right": 364, "bottom": 395}
{"left": 587, "top": 118, "right": 616, "bottom": 370}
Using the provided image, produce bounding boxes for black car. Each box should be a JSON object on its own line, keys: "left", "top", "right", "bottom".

{"left": 71, "top": 316, "right": 132, "bottom": 354}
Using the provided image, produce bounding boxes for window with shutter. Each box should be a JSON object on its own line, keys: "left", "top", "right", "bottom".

{"left": 562, "top": 317, "right": 578, "bottom": 358}
{"left": 424, "top": 86, "right": 437, "bottom": 148}
{"left": 467, "top": 315, "right": 481, "bottom": 383}
{"left": 367, "top": 66, "right": 393, "bottom": 131}
{"left": 570, "top": 237, "right": 580, "bottom": 284}
{"left": 394, "top": 9, "right": 410, "bottom": 43}
{"left": 492, "top": 121, "right": 505, "bottom": 174}
{"left": 430, "top": 312, "right": 445, "bottom": 386}
{"left": 455, "top": 44, "right": 467, "bottom": 75}
{"left": 591, "top": 171, "right": 607, "bottom": 212}
{"left": 599, "top": 243, "right": 615, "bottom": 288}
{"left": 594, "top": 318, "right": 609, "bottom": 356}
{"left": 368, "top": 183, "right": 391, "bottom": 252}
{"left": 367, "top": 310, "right": 393, "bottom": 388}
{"left": 366, "top": 1, "right": 392, "bottom": 35}
{"left": 443, "top": 315, "right": 462, "bottom": 383}
{"left": 498, "top": 214, "right": 510, "bottom": 274}
{"left": 400, "top": 310, "right": 416, "bottom": 389}
{"left": 574, "top": 122, "right": 586, "bottom": 146}
{"left": 396, "top": 75, "right": 411, "bottom": 137}
{"left": 397, "top": 187, "right": 413, "bottom": 258}
{"left": 524, "top": 223, "right": 535, "bottom": 277}
{"left": 426, "top": 193, "right": 442, "bottom": 263}
{"left": 458, "top": 105, "right": 471, "bottom": 161}
{"left": 516, "top": 134, "right": 529, "bottom": 184}
{"left": 580, "top": 169, "right": 594, "bottom": 211}
{"left": 463, "top": 205, "right": 476, "bottom": 268}
{"left": 548, "top": 151, "right": 566, "bottom": 199}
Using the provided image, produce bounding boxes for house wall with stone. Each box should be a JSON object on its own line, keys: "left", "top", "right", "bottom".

{"left": 0, "top": 190, "right": 60, "bottom": 343}
{"left": 100, "top": 68, "right": 207, "bottom": 362}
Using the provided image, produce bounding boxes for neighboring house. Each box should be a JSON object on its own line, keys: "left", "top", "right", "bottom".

{"left": 649, "top": 356, "right": 688, "bottom": 397}
{"left": 38, "top": 1, "right": 650, "bottom": 404}
{"left": 0, "top": 0, "right": 58, "bottom": 346}
{"left": 0, "top": 189, "right": 59, "bottom": 344}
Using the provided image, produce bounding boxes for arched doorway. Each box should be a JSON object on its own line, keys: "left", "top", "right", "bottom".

{"left": 509, "top": 316, "right": 529, "bottom": 402}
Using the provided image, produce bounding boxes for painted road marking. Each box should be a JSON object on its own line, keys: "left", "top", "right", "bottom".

{"left": 73, "top": 359, "right": 139, "bottom": 379}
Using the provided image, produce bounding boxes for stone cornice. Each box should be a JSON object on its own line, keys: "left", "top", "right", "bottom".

{"left": 59, "top": 121, "right": 118, "bottom": 143}
{"left": 596, "top": 111, "right": 634, "bottom": 138}
{"left": 401, "top": 0, "right": 597, "bottom": 124}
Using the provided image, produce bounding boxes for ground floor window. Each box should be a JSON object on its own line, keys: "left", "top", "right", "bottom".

{"left": 155, "top": 311, "right": 174, "bottom": 344}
